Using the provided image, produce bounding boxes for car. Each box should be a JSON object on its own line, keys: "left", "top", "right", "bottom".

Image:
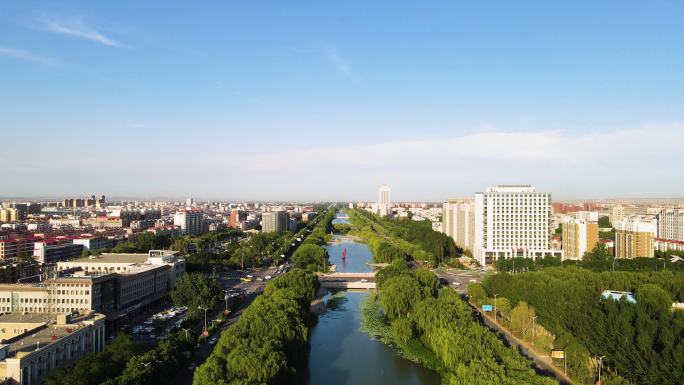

{"left": 469, "top": 279, "right": 477, "bottom": 283}
{"left": 246, "top": 274, "right": 253, "bottom": 278}
{"left": 360, "top": 279, "right": 368, "bottom": 282}
{"left": 209, "top": 338, "right": 217, "bottom": 345}
{"left": 264, "top": 275, "right": 272, "bottom": 280}
{"left": 452, "top": 282, "right": 461, "bottom": 286}
{"left": 256, "top": 277, "right": 263, "bottom": 282}
{"left": 187, "top": 363, "right": 196, "bottom": 371}
{"left": 150, "top": 334, "right": 157, "bottom": 339}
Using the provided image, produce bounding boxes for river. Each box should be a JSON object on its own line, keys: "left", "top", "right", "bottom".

{"left": 288, "top": 212, "right": 441, "bottom": 385}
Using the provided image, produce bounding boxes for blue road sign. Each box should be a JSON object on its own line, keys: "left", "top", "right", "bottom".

{"left": 482, "top": 305, "right": 493, "bottom": 312}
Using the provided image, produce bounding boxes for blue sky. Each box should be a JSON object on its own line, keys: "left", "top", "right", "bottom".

{"left": 1, "top": 1, "right": 683, "bottom": 201}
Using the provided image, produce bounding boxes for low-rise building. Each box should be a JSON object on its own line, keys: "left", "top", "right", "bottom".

{"left": 33, "top": 241, "right": 83, "bottom": 264}
{"left": 0, "top": 312, "right": 106, "bottom": 385}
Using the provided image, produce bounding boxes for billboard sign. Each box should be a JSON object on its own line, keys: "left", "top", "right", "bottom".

{"left": 551, "top": 350, "right": 565, "bottom": 359}
{"left": 482, "top": 305, "right": 493, "bottom": 312}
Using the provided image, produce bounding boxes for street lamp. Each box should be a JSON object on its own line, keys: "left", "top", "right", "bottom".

{"left": 181, "top": 327, "right": 191, "bottom": 340}
{"left": 532, "top": 316, "right": 538, "bottom": 337}
{"left": 198, "top": 306, "right": 210, "bottom": 334}
{"left": 222, "top": 290, "right": 231, "bottom": 314}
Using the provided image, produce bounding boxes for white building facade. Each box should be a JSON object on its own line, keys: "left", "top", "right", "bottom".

{"left": 377, "top": 185, "right": 391, "bottom": 217}
{"left": 658, "top": 209, "right": 684, "bottom": 242}
{"left": 473, "top": 185, "right": 560, "bottom": 265}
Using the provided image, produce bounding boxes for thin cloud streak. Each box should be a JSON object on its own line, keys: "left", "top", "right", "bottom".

{"left": 0, "top": 46, "right": 55, "bottom": 65}
{"left": 42, "top": 17, "right": 123, "bottom": 47}
{"left": 318, "top": 40, "right": 361, "bottom": 85}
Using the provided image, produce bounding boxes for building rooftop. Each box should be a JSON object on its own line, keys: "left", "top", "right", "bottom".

{"left": 66, "top": 253, "right": 149, "bottom": 264}
{"left": 0, "top": 312, "right": 105, "bottom": 359}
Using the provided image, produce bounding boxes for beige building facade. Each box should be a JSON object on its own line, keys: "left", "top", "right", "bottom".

{"left": 562, "top": 218, "right": 599, "bottom": 260}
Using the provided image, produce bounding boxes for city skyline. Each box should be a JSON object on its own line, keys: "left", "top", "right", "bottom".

{"left": 2, "top": 1, "right": 684, "bottom": 200}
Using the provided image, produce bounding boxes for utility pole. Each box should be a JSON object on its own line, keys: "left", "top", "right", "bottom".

{"left": 532, "top": 316, "right": 537, "bottom": 337}
{"left": 494, "top": 294, "right": 498, "bottom": 323}
{"left": 597, "top": 355, "right": 606, "bottom": 384}
{"left": 198, "top": 306, "right": 210, "bottom": 335}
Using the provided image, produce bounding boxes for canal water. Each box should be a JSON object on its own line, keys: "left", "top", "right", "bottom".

{"left": 289, "top": 211, "right": 441, "bottom": 385}
{"left": 289, "top": 291, "right": 441, "bottom": 385}
{"left": 327, "top": 212, "right": 374, "bottom": 273}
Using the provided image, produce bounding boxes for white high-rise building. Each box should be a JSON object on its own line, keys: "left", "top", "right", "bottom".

{"left": 658, "top": 209, "right": 684, "bottom": 242}
{"left": 186, "top": 197, "right": 194, "bottom": 208}
{"left": 473, "top": 185, "right": 560, "bottom": 265}
{"left": 174, "top": 209, "right": 203, "bottom": 236}
{"left": 378, "top": 185, "right": 391, "bottom": 217}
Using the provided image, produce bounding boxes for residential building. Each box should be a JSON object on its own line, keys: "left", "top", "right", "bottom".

{"left": 377, "top": 185, "right": 391, "bottom": 217}
{"left": 229, "top": 209, "right": 246, "bottom": 228}
{"left": 614, "top": 217, "right": 657, "bottom": 258}
{"left": 262, "top": 211, "right": 289, "bottom": 233}
{"left": 442, "top": 199, "right": 475, "bottom": 253}
{"left": 657, "top": 209, "right": 684, "bottom": 242}
{"left": 0, "top": 259, "right": 42, "bottom": 283}
{"left": 0, "top": 209, "right": 18, "bottom": 223}
{"left": 0, "top": 238, "right": 40, "bottom": 259}
{"left": 473, "top": 185, "right": 559, "bottom": 265}
{"left": 0, "top": 312, "right": 106, "bottom": 385}
{"left": 562, "top": 218, "right": 599, "bottom": 260}
{"left": 83, "top": 217, "right": 123, "bottom": 229}
{"left": 173, "top": 209, "right": 204, "bottom": 236}
{"left": 609, "top": 205, "right": 625, "bottom": 225}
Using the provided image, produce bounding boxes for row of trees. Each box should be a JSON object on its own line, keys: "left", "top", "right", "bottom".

{"left": 192, "top": 268, "right": 320, "bottom": 385}
{"left": 44, "top": 331, "right": 194, "bottom": 385}
{"left": 494, "top": 243, "right": 684, "bottom": 274}
{"left": 373, "top": 260, "right": 557, "bottom": 385}
{"left": 348, "top": 209, "right": 459, "bottom": 266}
{"left": 482, "top": 267, "right": 684, "bottom": 384}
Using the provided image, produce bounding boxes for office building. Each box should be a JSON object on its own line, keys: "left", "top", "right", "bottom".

{"left": 473, "top": 185, "right": 559, "bottom": 265}
{"left": 562, "top": 218, "right": 599, "bottom": 260}
{"left": 33, "top": 240, "right": 83, "bottom": 264}
{"left": 442, "top": 199, "right": 475, "bottom": 253}
{"left": 173, "top": 209, "right": 204, "bottom": 236}
{"left": 378, "top": 185, "right": 391, "bottom": 217}
{"left": 614, "top": 217, "right": 657, "bottom": 258}
{"left": 0, "top": 312, "right": 106, "bottom": 385}
{"left": 262, "top": 211, "right": 289, "bottom": 233}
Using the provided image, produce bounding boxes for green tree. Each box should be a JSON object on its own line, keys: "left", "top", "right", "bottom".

{"left": 171, "top": 273, "right": 219, "bottom": 319}
{"left": 291, "top": 244, "right": 330, "bottom": 272}
{"left": 510, "top": 301, "right": 536, "bottom": 338}
{"left": 380, "top": 275, "right": 423, "bottom": 318}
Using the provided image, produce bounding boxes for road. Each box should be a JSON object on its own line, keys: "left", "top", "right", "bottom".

{"left": 432, "top": 268, "right": 487, "bottom": 294}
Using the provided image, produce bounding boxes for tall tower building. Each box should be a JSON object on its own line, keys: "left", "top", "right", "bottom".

{"left": 377, "top": 185, "right": 391, "bottom": 217}
{"left": 186, "top": 197, "right": 194, "bottom": 208}
{"left": 473, "top": 185, "right": 559, "bottom": 265}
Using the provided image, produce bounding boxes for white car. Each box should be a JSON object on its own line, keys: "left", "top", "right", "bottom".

{"left": 264, "top": 275, "right": 272, "bottom": 280}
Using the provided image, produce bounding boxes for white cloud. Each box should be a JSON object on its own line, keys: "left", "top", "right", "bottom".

{"left": 42, "top": 17, "right": 122, "bottom": 47}
{"left": 0, "top": 46, "right": 54, "bottom": 65}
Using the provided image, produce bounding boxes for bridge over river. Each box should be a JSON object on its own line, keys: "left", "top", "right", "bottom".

{"left": 318, "top": 272, "right": 377, "bottom": 289}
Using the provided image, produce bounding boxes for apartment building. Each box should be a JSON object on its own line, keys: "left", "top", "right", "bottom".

{"left": 614, "top": 217, "right": 657, "bottom": 258}
{"left": 562, "top": 218, "right": 599, "bottom": 260}
{"left": 0, "top": 238, "right": 40, "bottom": 259}
{"left": 173, "top": 209, "right": 204, "bottom": 236}
{"left": 262, "top": 211, "right": 289, "bottom": 233}
{"left": 442, "top": 199, "right": 475, "bottom": 253}
{"left": 0, "top": 312, "right": 106, "bottom": 385}
{"left": 0, "top": 209, "right": 18, "bottom": 223}
{"left": 658, "top": 209, "right": 684, "bottom": 242}
{"left": 473, "top": 185, "right": 560, "bottom": 265}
